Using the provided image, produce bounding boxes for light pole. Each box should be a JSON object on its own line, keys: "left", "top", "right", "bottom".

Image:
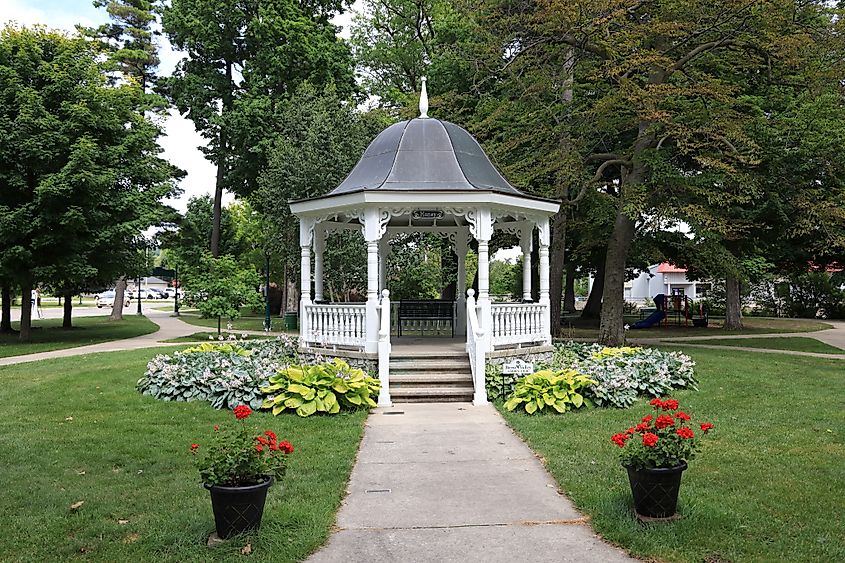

{"left": 264, "top": 252, "right": 271, "bottom": 331}
{"left": 173, "top": 265, "right": 180, "bottom": 316}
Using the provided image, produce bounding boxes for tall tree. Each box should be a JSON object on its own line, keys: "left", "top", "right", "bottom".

{"left": 162, "top": 0, "right": 355, "bottom": 257}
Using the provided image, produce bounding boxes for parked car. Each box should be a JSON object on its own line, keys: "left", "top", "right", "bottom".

{"left": 148, "top": 288, "right": 167, "bottom": 299}
{"left": 96, "top": 290, "right": 131, "bottom": 308}
{"left": 164, "top": 288, "right": 182, "bottom": 299}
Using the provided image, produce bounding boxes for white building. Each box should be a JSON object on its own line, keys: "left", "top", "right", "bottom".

{"left": 625, "top": 263, "right": 709, "bottom": 303}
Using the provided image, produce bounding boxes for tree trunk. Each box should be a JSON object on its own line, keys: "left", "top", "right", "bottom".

{"left": 563, "top": 263, "right": 576, "bottom": 313}
{"left": 62, "top": 290, "right": 73, "bottom": 329}
{"left": 110, "top": 276, "right": 127, "bottom": 321}
{"left": 1, "top": 284, "right": 13, "bottom": 333}
{"left": 598, "top": 212, "right": 637, "bottom": 345}
{"left": 724, "top": 276, "right": 743, "bottom": 330}
{"left": 211, "top": 158, "right": 224, "bottom": 257}
{"left": 548, "top": 211, "right": 567, "bottom": 336}
{"left": 581, "top": 262, "right": 605, "bottom": 319}
{"left": 19, "top": 281, "right": 32, "bottom": 342}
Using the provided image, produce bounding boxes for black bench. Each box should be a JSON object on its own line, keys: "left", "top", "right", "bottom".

{"left": 398, "top": 300, "right": 455, "bottom": 337}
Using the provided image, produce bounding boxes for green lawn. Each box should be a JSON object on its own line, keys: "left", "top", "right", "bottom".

{"left": 161, "top": 332, "right": 277, "bottom": 344}
{"left": 0, "top": 315, "right": 158, "bottom": 358}
{"left": 179, "top": 313, "right": 273, "bottom": 332}
{"left": 499, "top": 347, "right": 845, "bottom": 562}
{"left": 664, "top": 336, "right": 844, "bottom": 354}
{"left": 559, "top": 316, "right": 832, "bottom": 340}
{"left": 0, "top": 347, "right": 367, "bottom": 561}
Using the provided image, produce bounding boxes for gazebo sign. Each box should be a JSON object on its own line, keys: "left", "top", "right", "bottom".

{"left": 412, "top": 209, "right": 444, "bottom": 220}
{"left": 501, "top": 359, "right": 534, "bottom": 375}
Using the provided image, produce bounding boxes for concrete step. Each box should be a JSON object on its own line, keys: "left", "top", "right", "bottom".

{"left": 390, "top": 360, "right": 471, "bottom": 372}
{"left": 389, "top": 351, "right": 468, "bottom": 360}
{"left": 391, "top": 373, "right": 473, "bottom": 386}
{"left": 389, "top": 386, "right": 475, "bottom": 403}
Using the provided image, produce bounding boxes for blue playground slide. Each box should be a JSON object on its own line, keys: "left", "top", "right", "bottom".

{"left": 630, "top": 294, "right": 666, "bottom": 329}
{"left": 631, "top": 309, "right": 666, "bottom": 329}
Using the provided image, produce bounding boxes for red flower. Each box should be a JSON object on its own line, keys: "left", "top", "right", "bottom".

{"left": 642, "top": 414, "right": 653, "bottom": 423}
{"left": 655, "top": 414, "right": 675, "bottom": 429}
{"left": 650, "top": 398, "right": 664, "bottom": 409}
{"left": 256, "top": 436, "right": 269, "bottom": 446}
{"left": 255, "top": 444, "right": 264, "bottom": 452}
{"left": 264, "top": 430, "right": 277, "bottom": 442}
{"left": 625, "top": 427, "right": 636, "bottom": 435}
{"left": 635, "top": 422, "right": 650, "bottom": 432}
{"left": 676, "top": 427, "right": 694, "bottom": 439}
{"left": 213, "top": 425, "right": 219, "bottom": 432}
{"left": 662, "top": 399, "right": 679, "bottom": 411}
{"left": 611, "top": 433, "right": 629, "bottom": 448}
{"left": 642, "top": 433, "right": 659, "bottom": 447}
{"left": 675, "top": 411, "right": 691, "bottom": 421}
{"left": 278, "top": 441, "right": 294, "bottom": 454}
{"left": 234, "top": 405, "right": 252, "bottom": 420}
{"left": 190, "top": 443, "right": 199, "bottom": 451}
{"left": 700, "top": 422, "right": 714, "bottom": 432}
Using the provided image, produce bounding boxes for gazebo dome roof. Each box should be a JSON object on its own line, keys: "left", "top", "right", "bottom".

{"left": 328, "top": 117, "right": 525, "bottom": 197}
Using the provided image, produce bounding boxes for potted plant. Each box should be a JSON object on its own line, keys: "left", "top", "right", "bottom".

{"left": 191, "top": 405, "right": 294, "bottom": 538}
{"left": 611, "top": 398, "right": 714, "bottom": 519}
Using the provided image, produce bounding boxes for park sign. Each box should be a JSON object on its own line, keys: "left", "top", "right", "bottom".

{"left": 501, "top": 359, "right": 534, "bottom": 375}
{"left": 412, "top": 209, "right": 444, "bottom": 220}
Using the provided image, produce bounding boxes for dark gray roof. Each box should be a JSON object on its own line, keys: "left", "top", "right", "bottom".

{"left": 329, "top": 118, "right": 526, "bottom": 197}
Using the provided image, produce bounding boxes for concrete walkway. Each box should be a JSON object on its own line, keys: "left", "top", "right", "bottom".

{"left": 0, "top": 308, "right": 200, "bottom": 367}
{"left": 308, "top": 403, "right": 636, "bottom": 563}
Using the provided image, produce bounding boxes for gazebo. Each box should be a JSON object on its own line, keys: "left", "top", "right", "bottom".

{"left": 289, "top": 79, "right": 560, "bottom": 407}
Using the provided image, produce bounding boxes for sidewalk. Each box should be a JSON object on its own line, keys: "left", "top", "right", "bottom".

{"left": 308, "top": 403, "right": 636, "bottom": 563}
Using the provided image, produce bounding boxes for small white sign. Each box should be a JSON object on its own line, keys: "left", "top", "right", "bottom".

{"left": 501, "top": 359, "right": 534, "bottom": 375}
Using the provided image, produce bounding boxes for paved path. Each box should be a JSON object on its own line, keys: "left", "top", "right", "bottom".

{"left": 308, "top": 403, "right": 636, "bottom": 563}
{"left": 0, "top": 308, "right": 199, "bottom": 367}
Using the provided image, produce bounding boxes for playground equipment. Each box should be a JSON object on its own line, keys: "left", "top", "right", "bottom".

{"left": 630, "top": 293, "right": 708, "bottom": 330}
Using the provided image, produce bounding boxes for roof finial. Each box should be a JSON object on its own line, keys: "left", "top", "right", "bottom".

{"left": 419, "top": 76, "right": 429, "bottom": 118}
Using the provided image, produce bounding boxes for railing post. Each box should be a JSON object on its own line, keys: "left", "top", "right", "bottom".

{"left": 377, "top": 289, "right": 392, "bottom": 407}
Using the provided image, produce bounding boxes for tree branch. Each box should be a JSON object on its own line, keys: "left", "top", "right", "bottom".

{"left": 592, "top": 159, "right": 632, "bottom": 182}
{"left": 669, "top": 38, "right": 734, "bottom": 73}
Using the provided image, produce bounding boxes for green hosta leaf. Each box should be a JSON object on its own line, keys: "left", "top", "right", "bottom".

{"left": 288, "top": 383, "right": 316, "bottom": 400}
{"left": 525, "top": 401, "right": 537, "bottom": 414}
{"left": 272, "top": 403, "right": 287, "bottom": 415}
{"left": 296, "top": 400, "right": 318, "bottom": 417}
{"left": 332, "top": 380, "right": 349, "bottom": 393}
{"left": 572, "top": 394, "right": 584, "bottom": 408}
{"left": 284, "top": 396, "right": 304, "bottom": 408}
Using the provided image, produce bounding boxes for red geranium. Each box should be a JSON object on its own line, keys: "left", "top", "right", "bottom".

{"left": 233, "top": 405, "right": 252, "bottom": 420}
{"left": 279, "top": 441, "right": 294, "bottom": 454}
{"left": 662, "top": 399, "right": 679, "bottom": 411}
{"left": 642, "top": 433, "right": 659, "bottom": 447}
{"left": 642, "top": 414, "right": 653, "bottom": 423}
{"left": 676, "top": 427, "right": 694, "bottom": 439}
{"left": 650, "top": 398, "right": 663, "bottom": 409}
{"left": 611, "top": 433, "right": 629, "bottom": 447}
{"left": 700, "top": 422, "right": 714, "bottom": 432}
{"left": 655, "top": 414, "right": 675, "bottom": 429}
{"left": 635, "top": 422, "right": 650, "bottom": 432}
{"left": 191, "top": 443, "right": 199, "bottom": 451}
{"left": 675, "top": 411, "right": 691, "bottom": 421}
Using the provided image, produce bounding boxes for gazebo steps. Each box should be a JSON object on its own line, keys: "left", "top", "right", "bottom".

{"left": 390, "top": 359, "right": 471, "bottom": 372}
{"left": 389, "top": 386, "right": 475, "bottom": 403}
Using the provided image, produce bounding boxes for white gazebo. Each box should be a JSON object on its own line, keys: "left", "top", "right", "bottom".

{"left": 290, "top": 80, "right": 560, "bottom": 407}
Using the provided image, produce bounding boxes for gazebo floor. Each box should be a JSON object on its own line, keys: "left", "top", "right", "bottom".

{"left": 391, "top": 336, "right": 466, "bottom": 356}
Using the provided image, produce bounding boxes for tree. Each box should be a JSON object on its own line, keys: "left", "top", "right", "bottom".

{"left": 162, "top": 0, "right": 355, "bottom": 257}
{"left": 182, "top": 254, "right": 263, "bottom": 335}
{"left": 0, "top": 26, "right": 179, "bottom": 340}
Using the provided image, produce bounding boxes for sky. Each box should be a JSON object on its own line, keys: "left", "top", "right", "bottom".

{"left": 1, "top": 0, "right": 361, "bottom": 213}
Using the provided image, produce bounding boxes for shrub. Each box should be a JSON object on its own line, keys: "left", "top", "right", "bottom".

{"left": 261, "top": 359, "right": 380, "bottom": 417}
{"left": 549, "top": 342, "right": 697, "bottom": 408}
{"left": 503, "top": 369, "right": 596, "bottom": 414}
{"left": 484, "top": 363, "right": 521, "bottom": 400}
{"left": 138, "top": 337, "right": 299, "bottom": 410}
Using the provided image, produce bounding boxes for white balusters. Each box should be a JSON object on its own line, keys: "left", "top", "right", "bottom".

{"left": 302, "top": 302, "right": 367, "bottom": 348}
{"left": 490, "top": 302, "right": 548, "bottom": 346}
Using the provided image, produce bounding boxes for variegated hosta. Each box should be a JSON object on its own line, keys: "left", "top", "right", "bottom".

{"left": 549, "top": 342, "right": 697, "bottom": 408}
{"left": 503, "top": 369, "right": 597, "bottom": 415}
{"left": 137, "top": 337, "right": 299, "bottom": 410}
{"left": 260, "top": 359, "right": 381, "bottom": 417}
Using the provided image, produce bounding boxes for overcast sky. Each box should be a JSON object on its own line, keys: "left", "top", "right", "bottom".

{"left": 1, "top": 0, "right": 361, "bottom": 213}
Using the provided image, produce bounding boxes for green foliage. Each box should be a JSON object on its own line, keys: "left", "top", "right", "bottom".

{"left": 387, "top": 233, "right": 445, "bottom": 300}
{"left": 182, "top": 253, "right": 263, "bottom": 332}
{"left": 261, "top": 359, "right": 380, "bottom": 417}
{"left": 138, "top": 338, "right": 299, "bottom": 409}
{"left": 192, "top": 408, "right": 292, "bottom": 487}
{"left": 182, "top": 342, "right": 251, "bottom": 356}
{"left": 503, "top": 369, "right": 596, "bottom": 415}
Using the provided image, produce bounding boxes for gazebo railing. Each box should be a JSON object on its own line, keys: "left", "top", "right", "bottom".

{"left": 303, "top": 302, "right": 366, "bottom": 348}
{"left": 490, "top": 302, "right": 546, "bottom": 347}
{"left": 465, "top": 290, "right": 487, "bottom": 405}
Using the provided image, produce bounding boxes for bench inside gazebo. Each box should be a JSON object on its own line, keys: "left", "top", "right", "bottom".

{"left": 289, "top": 79, "right": 560, "bottom": 407}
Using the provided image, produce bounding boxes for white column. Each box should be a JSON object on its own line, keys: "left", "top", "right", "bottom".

{"left": 377, "top": 289, "right": 392, "bottom": 407}
{"left": 537, "top": 216, "right": 551, "bottom": 344}
{"left": 520, "top": 223, "right": 532, "bottom": 302}
{"left": 455, "top": 230, "right": 468, "bottom": 337}
{"left": 473, "top": 208, "right": 494, "bottom": 351}
{"left": 362, "top": 208, "right": 381, "bottom": 354}
{"left": 298, "top": 218, "right": 314, "bottom": 343}
{"left": 314, "top": 226, "right": 325, "bottom": 302}
{"left": 378, "top": 235, "right": 389, "bottom": 292}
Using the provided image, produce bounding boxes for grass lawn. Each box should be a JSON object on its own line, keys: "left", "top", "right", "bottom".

{"left": 559, "top": 316, "right": 832, "bottom": 340}
{"left": 498, "top": 347, "right": 845, "bottom": 562}
{"left": 664, "top": 336, "right": 844, "bottom": 354}
{"left": 161, "top": 332, "right": 278, "bottom": 343}
{"left": 179, "top": 313, "right": 274, "bottom": 332}
{"left": 0, "top": 315, "right": 158, "bottom": 358}
{"left": 0, "top": 347, "right": 367, "bottom": 561}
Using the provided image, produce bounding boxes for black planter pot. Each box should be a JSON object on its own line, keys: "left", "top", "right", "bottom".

{"left": 205, "top": 477, "right": 273, "bottom": 538}
{"left": 625, "top": 462, "right": 687, "bottom": 518}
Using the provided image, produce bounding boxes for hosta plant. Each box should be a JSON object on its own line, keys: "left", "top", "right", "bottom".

{"left": 261, "top": 359, "right": 380, "bottom": 417}
{"left": 183, "top": 342, "right": 252, "bottom": 356}
{"left": 611, "top": 398, "right": 714, "bottom": 470}
{"left": 191, "top": 405, "right": 294, "bottom": 487}
{"left": 504, "top": 369, "right": 596, "bottom": 414}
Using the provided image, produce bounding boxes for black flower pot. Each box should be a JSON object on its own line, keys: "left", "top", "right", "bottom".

{"left": 625, "top": 462, "right": 687, "bottom": 518}
{"left": 205, "top": 477, "right": 273, "bottom": 538}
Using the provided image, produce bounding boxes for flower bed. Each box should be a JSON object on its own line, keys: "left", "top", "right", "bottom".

{"left": 486, "top": 342, "right": 697, "bottom": 409}
{"left": 137, "top": 336, "right": 299, "bottom": 410}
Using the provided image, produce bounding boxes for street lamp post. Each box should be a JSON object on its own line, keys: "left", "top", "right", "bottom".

{"left": 174, "top": 265, "right": 180, "bottom": 316}
{"left": 264, "top": 252, "right": 271, "bottom": 331}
